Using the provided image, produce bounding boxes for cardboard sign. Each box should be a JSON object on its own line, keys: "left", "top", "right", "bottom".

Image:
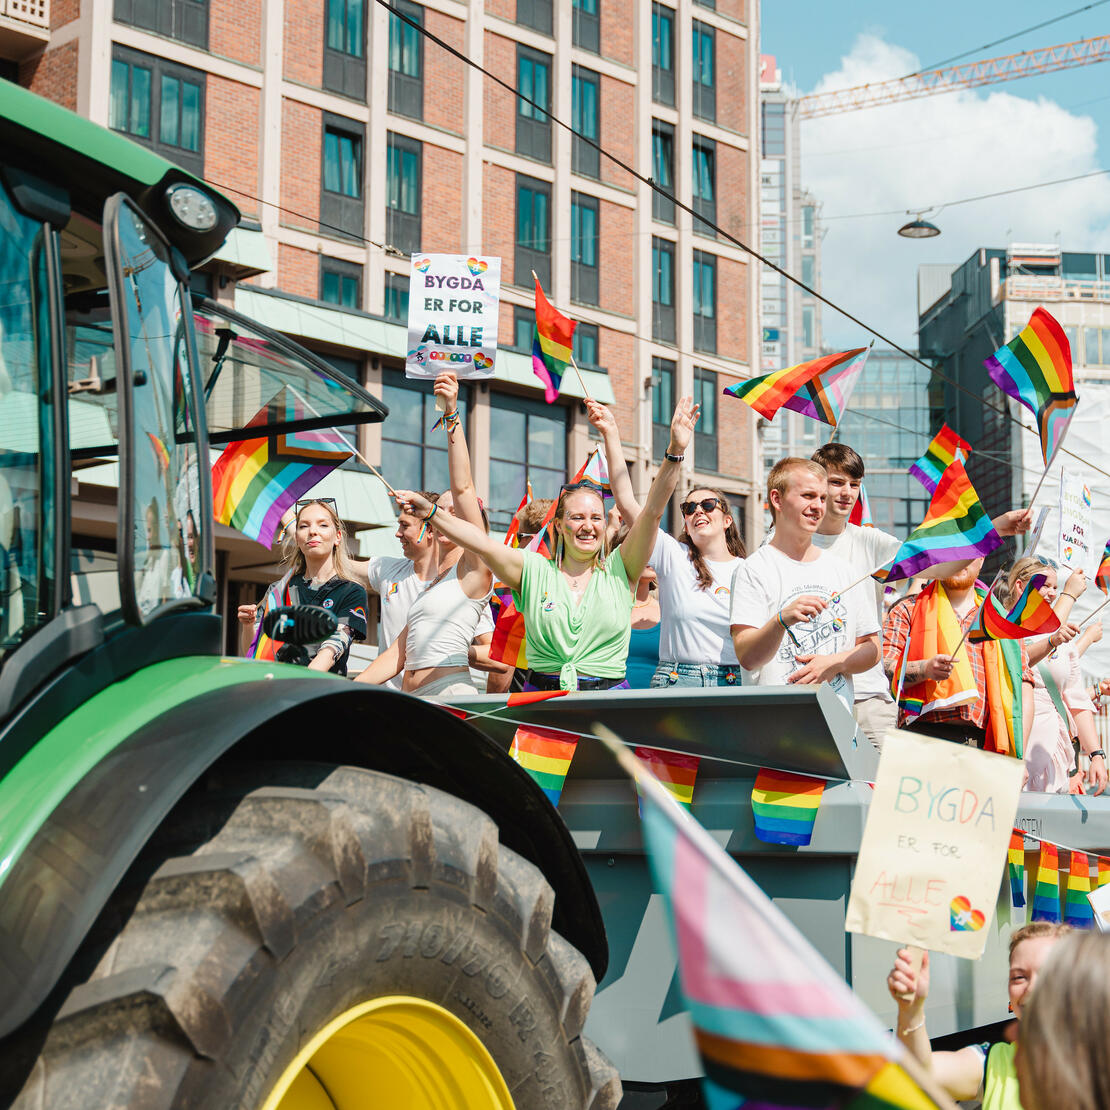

{"left": 406, "top": 253, "right": 502, "bottom": 380}
{"left": 1058, "top": 468, "right": 1093, "bottom": 571}
{"left": 846, "top": 729, "right": 1024, "bottom": 958}
{"left": 1090, "top": 881, "right": 1110, "bottom": 932}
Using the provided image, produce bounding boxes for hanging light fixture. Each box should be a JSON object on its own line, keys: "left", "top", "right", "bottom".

{"left": 898, "top": 213, "right": 941, "bottom": 238}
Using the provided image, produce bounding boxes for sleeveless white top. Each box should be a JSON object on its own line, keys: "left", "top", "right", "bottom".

{"left": 405, "top": 564, "right": 491, "bottom": 670}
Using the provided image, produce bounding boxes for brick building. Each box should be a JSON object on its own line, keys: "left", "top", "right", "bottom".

{"left": 6, "top": 0, "right": 762, "bottom": 575}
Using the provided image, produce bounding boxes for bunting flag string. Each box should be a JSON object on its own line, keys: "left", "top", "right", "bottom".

{"left": 1031, "top": 841, "right": 1062, "bottom": 923}
{"left": 1007, "top": 828, "right": 1026, "bottom": 909}
{"left": 634, "top": 747, "right": 700, "bottom": 808}
{"left": 1064, "top": 850, "right": 1095, "bottom": 929}
{"left": 508, "top": 725, "right": 579, "bottom": 805}
{"left": 750, "top": 768, "right": 827, "bottom": 846}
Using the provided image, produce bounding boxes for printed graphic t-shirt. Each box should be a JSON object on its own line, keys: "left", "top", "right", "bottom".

{"left": 728, "top": 543, "right": 879, "bottom": 708}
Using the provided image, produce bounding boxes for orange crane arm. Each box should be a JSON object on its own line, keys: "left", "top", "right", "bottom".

{"left": 795, "top": 34, "right": 1110, "bottom": 119}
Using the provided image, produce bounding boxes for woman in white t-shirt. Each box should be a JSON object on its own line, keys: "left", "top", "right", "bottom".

{"left": 585, "top": 400, "right": 746, "bottom": 688}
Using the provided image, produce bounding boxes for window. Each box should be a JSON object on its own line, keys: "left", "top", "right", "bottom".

{"left": 652, "top": 3, "right": 675, "bottom": 106}
{"left": 109, "top": 48, "right": 205, "bottom": 176}
{"left": 692, "top": 21, "right": 715, "bottom": 122}
{"left": 801, "top": 254, "right": 816, "bottom": 288}
{"left": 321, "top": 115, "right": 365, "bottom": 239}
{"left": 1085, "top": 327, "right": 1110, "bottom": 365}
{"left": 516, "top": 0, "right": 552, "bottom": 34}
{"left": 388, "top": 0, "right": 423, "bottom": 120}
{"left": 386, "top": 133, "right": 422, "bottom": 256}
{"left": 489, "top": 393, "right": 568, "bottom": 529}
{"left": 324, "top": 0, "right": 366, "bottom": 99}
{"left": 693, "top": 367, "right": 717, "bottom": 471}
{"left": 573, "top": 322, "right": 599, "bottom": 369}
{"left": 692, "top": 251, "right": 716, "bottom": 353}
{"left": 652, "top": 236, "right": 675, "bottom": 343}
{"left": 572, "top": 66, "right": 600, "bottom": 179}
{"left": 320, "top": 257, "right": 362, "bottom": 309}
{"left": 384, "top": 272, "right": 409, "bottom": 322}
{"left": 802, "top": 304, "right": 815, "bottom": 349}
{"left": 802, "top": 206, "right": 815, "bottom": 248}
{"left": 572, "top": 0, "right": 599, "bottom": 53}
{"left": 571, "top": 192, "right": 599, "bottom": 306}
{"left": 694, "top": 0, "right": 715, "bottom": 7}
{"left": 692, "top": 137, "right": 716, "bottom": 236}
{"left": 652, "top": 121, "right": 675, "bottom": 224}
{"left": 652, "top": 356, "right": 675, "bottom": 462}
{"left": 113, "top": 0, "right": 207, "bottom": 49}
{"left": 382, "top": 370, "right": 471, "bottom": 492}
{"left": 517, "top": 46, "right": 552, "bottom": 163}
{"left": 761, "top": 101, "right": 785, "bottom": 157}
{"left": 516, "top": 175, "right": 551, "bottom": 290}
{"left": 513, "top": 306, "right": 536, "bottom": 351}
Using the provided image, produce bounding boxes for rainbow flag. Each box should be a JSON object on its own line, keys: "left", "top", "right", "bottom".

{"left": 723, "top": 347, "right": 869, "bottom": 425}
{"left": 1008, "top": 829, "right": 1026, "bottom": 908}
{"left": 1096, "top": 541, "right": 1110, "bottom": 595}
{"left": 635, "top": 747, "right": 700, "bottom": 808}
{"left": 490, "top": 596, "right": 528, "bottom": 668}
{"left": 849, "top": 483, "right": 873, "bottom": 528}
{"left": 246, "top": 572, "right": 292, "bottom": 661}
{"left": 1032, "top": 842, "right": 1061, "bottom": 923}
{"left": 968, "top": 573, "right": 1060, "bottom": 643}
{"left": 211, "top": 388, "right": 352, "bottom": 546}
{"left": 582, "top": 445, "right": 611, "bottom": 493}
{"left": 147, "top": 431, "right": 171, "bottom": 473}
{"left": 1064, "top": 850, "right": 1094, "bottom": 928}
{"left": 632, "top": 753, "right": 942, "bottom": 1110}
{"left": 532, "top": 279, "right": 577, "bottom": 403}
{"left": 750, "top": 768, "right": 827, "bottom": 846}
{"left": 509, "top": 725, "right": 578, "bottom": 804}
{"left": 909, "top": 424, "right": 971, "bottom": 495}
{"left": 1099, "top": 857, "right": 1110, "bottom": 888}
{"left": 985, "top": 306, "right": 1078, "bottom": 466}
{"left": 874, "top": 459, "right": 1001, "bottom": 583}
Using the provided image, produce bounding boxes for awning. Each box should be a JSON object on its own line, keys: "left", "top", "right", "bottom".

{"left": 206, "top": 223, "right": 273, "bottom": 279}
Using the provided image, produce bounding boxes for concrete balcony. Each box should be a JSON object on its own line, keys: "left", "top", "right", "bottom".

{"left": 0, "top": 0, "right": 49, "bottom": 62}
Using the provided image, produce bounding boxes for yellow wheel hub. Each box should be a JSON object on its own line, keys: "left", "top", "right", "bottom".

{"left": 261, "top": 996, "right": 515, "bottom": 1110}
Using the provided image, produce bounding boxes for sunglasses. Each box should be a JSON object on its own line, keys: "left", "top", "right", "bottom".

{"left": 296, "top": 497, "right": 338, "bottom": 513}
{"left": 681, "top": 497, "right": 723, "bottom": 517}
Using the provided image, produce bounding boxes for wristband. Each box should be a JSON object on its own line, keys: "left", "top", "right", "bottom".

{"left": 423, "top": 503, "right": 439, "bottom": 522}
{"left": 664, "top": 451, "right": 685, "bottom": 462}
{"left": 898, "top": 1017, "right": 926, "bottom": 1035}
{"left": 1091, "top": 749, "right": 1106, "bottom": 761}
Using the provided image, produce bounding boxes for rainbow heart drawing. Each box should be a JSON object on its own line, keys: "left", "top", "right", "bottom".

{"left": 415, "top": 258, "right": 432, "bottom": 272}
{"left": 474, "top": 353, "right": 493, "bottom": 370}
{"left": 949, "top": 895, "right": 986, "bottom": 931}
{"left": 467, "top": 258, "right": 488, "bottom": 275}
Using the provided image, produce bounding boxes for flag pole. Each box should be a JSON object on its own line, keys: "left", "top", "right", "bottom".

{"left": 1025, "top": 408, "right": 1075, "bottom": 513}
{"left": 1079, "top": 595, "right": 1110, "bottom": 629}
{"left": 950, "top": 566, "right": 1005, "bottom": 659}
{"left": 532, "top": 269, "right": 591, "bottom": 401}
{"left": 832, "top": 558, "right": 892, "bottom": 601}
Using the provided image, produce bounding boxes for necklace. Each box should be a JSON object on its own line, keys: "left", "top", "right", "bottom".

{"left": 633, "top": 596, "right": 655, "bottom": 609}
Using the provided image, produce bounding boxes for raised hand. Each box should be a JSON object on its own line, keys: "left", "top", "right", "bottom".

{"left": 1063, "top": 568, "right": 1087, "bottom": 599}
{"left": 667, "top": 395, "right": 701, "bottom": 455}
{"left": 433, "top": 372, "right": 459, "bottom": 412}
{"left": 585, "top": 398, "right": 618, "bottom": 437}
{"left": 237, "top": 603, "right": 257, "bottom": 626}
{"left": 887, "top": 947, "right": 930, "bottom": 1006}
{"left": 994, "top": 508, "right": 1034, "bottom": 537}
{"left": 393, "top": 489, "right": 435, "bottom": 518}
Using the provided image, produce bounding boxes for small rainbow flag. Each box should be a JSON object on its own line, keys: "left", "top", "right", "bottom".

{"left": 635, "top": 747, "right": 700, "bottom": 808}
{"left": 147, "top": 431, "right": 171, "bottom": 473}
{"left": 1064, "top": 850, "right": 1094, "bottom": 928}
{"left": 211, "top": 387, "right": 352, "bottom": 546}
{"left": 909, "top": 424, "right": 971, "bottom": 495}
{"left": 985, "top": 306, "right": 1077, "bottom": 466}
{"left": 1032, "top": 842, "right": 1061, "bottom": 923}
{"left": 490, "top": 596, "right": 528, "bottom": 668}
{"left": 247, "top": 572, "right": 292, "bottom": 661}
{"left": 509, "top": 724, "right": 579, "bottom": 805}
{"left": 581, "top": 445, "right": 611, "bottom": 493}
{"left": 1096, "top": 541, "right": 1110, "bottom": 595}
{"left": 750, "top": 768, "right": 827, "bottom": 846}
{"left": 504, "top": 482, "right": 533, "bottom": 547}
{"left": 968, "top": 573, "right": 1060, "bottom": 643}
{"left": 1008, "top": 828, "right": 1026, "bottom": 908}
{"left": 1098, "top": 857, "right": 1110, "bottom": 888}
{"left": 723, "top": 347, "right": 869, "bottom": 426}
{"left": 874, "top": 459, "right": 1001, "bottom": 583}
{"left": 849, "top": 482, "right": 873, "bottom": 528}
{"left": 532, "top": 278, "right": 577, "bottom": 403}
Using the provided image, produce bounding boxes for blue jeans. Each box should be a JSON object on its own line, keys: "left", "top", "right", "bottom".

{"left": 650, "top": 662, "right": 741, "bottom": 688}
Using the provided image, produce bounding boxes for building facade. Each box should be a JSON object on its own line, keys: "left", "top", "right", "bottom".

{"left": 757, "top": 54, "right": 821, "bottom": 482}
{"left": 9, "top": 0, "right": 762, "bottom": 585}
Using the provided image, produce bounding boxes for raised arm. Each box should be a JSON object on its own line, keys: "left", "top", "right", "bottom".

{"left": 393, "top": 489, "right": 526, "bottom": 591}
{"left": 353, "top": 630, "right": 405, "bottom": 685}
{"left": 585, "top": 399, "right": 641, "bottom": 526}
{"left": 619, "top": 397, "right": 699, "bottom": 582}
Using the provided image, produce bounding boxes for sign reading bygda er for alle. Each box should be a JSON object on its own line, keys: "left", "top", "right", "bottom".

{"left": 846, "top": 729, "right": 1024, "bottom": 959}
{"left": 406, "top": 253, "right": 502, "bottom": 380}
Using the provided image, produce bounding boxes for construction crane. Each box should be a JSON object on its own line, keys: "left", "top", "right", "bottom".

{"left": 795, "top": 34, "right": 1110, "bottom": 119}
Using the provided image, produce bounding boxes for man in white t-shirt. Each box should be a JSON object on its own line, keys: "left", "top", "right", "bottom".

{"left": 730, "top": 458, "right": 879, "bottom": 711}
{"left": 809, "top": 443, "right": 1034, "bottom": 749}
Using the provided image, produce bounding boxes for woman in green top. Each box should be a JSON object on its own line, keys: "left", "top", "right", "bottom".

{"left": 391, "top": 396, "right": 699, "bottom": 691}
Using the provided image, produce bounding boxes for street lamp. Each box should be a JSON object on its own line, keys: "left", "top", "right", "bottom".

{"left": 898, "top": 215, "right": 941, "bottom": 239}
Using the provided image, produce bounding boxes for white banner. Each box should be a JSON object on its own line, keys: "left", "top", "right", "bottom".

{"left": 406, "top": 253, "right": 501, "bottom": 380}
{"left": 1058, "top": 467, "right": 1093, "bottom": 572}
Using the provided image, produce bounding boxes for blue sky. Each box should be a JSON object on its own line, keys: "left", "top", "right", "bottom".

{"left": 759, "top": 1, "right": 1110, "bottom": 346}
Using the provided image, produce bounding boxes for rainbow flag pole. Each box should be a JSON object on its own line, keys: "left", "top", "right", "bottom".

{"left": 1080, "top": 594, "right": 1110, "bottom": 630}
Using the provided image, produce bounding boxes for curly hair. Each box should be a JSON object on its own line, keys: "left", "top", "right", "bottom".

{"left": 677, "top": 486, "right": 746, "bottom": 590}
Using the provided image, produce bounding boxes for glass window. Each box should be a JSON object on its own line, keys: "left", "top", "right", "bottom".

{"left": 381, "top": 370, "right": 470, "bottom": 494}
{"left": 802, "top": 304, "right": 815, "bottom": 348}
{"left": 388, "top": 0, "right": 423, "bottom": 119}
{"left": 110, "top": 56, "right": 152, "bottom": 138}
{"left": 516, "top": 0, "right": 553, "bottom": 34}
{"left": 692, "top": 250, "right": 716, "bottom": 354}
{"left": 324, "top": 126, "right": 361, "bottom": 197}
{"left": 572, "top": 0, "right": 599, "bottom": 53}
{"left": 692, "top": 137, "right": 715, "bottom": 236}
{"left": 801, "top": 254, "right": 815, "bottom": 288}
{"left": 693, "top": 366, "right": 717, "bottom": 471}
{"left": 327, "top": 0, "right": 364, "bottom": 56}
{"left": 802, "top": 206, "right": 815, "bottom": 248}
{"left": 573, "top": 322, "right": 599, "bottom": 369}
{"left": 113, "top": 0, "right": 208, "bottom": 49}
{"left": 761, "top": 101, "right": 785, "bottom": 157}
{"left": 691, "top": 21, "right": 715, "bottom": 122}
{"left": 513, "top": 305, "right": 536, "bottom": 351}
{"left": 1063, "top": 252, "right": 1097, "bottom": 279}
{"left": 321, "top": 258, "right": 362, "bottom": 309}
{"left": 159, "top": 73, "right": 201, "bottom": 152}
{"left": 571, "top": 192, "right": 599, "bottom": 306}
{"left": 651, "top": 3, "right": 675, "bottom": 106}
{"left": 652, "top": 121, "right": 675, "bottom": 224}
{"left": 517, "top": 46, "right": 552, "bottom": 162}
{"left": 384, "top": 272, "right": 409, "bottom": 322}
{"left": 516, "top": 175, "right": 551, "bottom": 289}
{"left": 386, "top": 133, "right": 422, "bottom": 255}
{"left": 652, "top": 236, "right": 675, "bottom": 344}
{"left": 652, "top": 356, "right": 675, "bottom": 461}
{"left": 572, "top": 66, "right": 600, "bottom": 179}
{"left": 489, "top": 392, "right": 567, "bottom": 529}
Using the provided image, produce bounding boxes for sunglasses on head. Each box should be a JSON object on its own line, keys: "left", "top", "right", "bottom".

{"left": 296, "top": 497, "right": 338, "bottom": 514}
{"left": 681, "top": 497, "right": 723, "bottom": 517}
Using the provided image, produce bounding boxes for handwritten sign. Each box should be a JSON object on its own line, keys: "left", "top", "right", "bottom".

{"left": 1058, "top": 468, "right": 1093, "bottom": 572}
{"left": 846, "top": 729, "right": 1024, "bottom": 958}
{"left": 406, "top": 253, "right": 502, "bottom": 380}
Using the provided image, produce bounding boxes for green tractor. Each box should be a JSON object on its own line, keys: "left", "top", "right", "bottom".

{"left": 0, "top": 82, "right": 619, "bottom": 1109}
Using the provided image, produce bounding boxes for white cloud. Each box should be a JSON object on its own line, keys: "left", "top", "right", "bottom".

{"left": 800, "top": 34, "right": 1110, "bottom": 349}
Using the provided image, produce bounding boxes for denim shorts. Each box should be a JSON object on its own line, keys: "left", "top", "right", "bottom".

{"left": 650, "top": 662, "right": 741, "bottom": 688}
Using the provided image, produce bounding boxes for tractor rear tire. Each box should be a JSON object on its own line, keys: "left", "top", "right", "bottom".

{"left": 2, "top": 763, "right": 621, "bottom": 1110}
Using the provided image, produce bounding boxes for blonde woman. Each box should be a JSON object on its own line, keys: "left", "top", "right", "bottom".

{"left": 237, "top": 497, "right": 368, "bottom": 675}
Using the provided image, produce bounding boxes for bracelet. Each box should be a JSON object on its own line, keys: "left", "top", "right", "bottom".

{"left": 898, "top": 1017, "right": 926, "bottom": 1035}
{"left": 777, "top": 611, "right": 791, "bottom": 633}
{"left": 1090, "top": 749, "right": 1106, "bottom": 761}
{"left": 423, "top": 503, "right": 439, "bottom": 522}
{"left": 664, "top": 450, "right": 685, "bottom": 463}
